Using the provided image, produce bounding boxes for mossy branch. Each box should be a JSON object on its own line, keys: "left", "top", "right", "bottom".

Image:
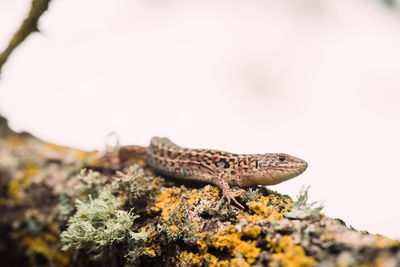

{"left": 0, "top": 0, "right": 52, "bottom": 75}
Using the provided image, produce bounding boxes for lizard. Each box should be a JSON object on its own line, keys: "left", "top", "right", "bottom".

{"left": 118, "top": 137, "right": 308, "bottom": 209}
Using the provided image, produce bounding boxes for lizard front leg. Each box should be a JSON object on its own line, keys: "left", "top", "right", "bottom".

{"left": 214, "top": 175, "right": 245, "bottom": 209}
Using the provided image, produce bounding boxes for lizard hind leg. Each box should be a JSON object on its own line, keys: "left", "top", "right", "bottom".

{"left": 214, "top": 176, "right": 245, "bottom": 209}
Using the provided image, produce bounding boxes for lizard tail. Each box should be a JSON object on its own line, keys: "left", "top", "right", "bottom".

{"left": 119, "top": 145, "right": 148, "bottom": 162}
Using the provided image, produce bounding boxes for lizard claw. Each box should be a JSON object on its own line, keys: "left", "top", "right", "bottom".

{"left": 222, "top": 189, "right": 245, "bottom": 209}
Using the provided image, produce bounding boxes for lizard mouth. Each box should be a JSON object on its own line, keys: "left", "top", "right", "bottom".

{"left": 238, "top": 160, "right": 307, "bottom": 187}
{"left": 270, "top": 161, "right": 308, "bottom": 178}
{"left": 272, "top": 161, "right": 308, "bottom": 171}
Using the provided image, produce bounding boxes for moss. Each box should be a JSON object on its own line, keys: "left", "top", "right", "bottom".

{"left": 268, "top": 236, "right": 316, "bottom": 267}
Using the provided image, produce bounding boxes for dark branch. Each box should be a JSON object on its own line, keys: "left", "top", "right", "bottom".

{"left": 0, "top": 0, "right": 53, "bottom": 76}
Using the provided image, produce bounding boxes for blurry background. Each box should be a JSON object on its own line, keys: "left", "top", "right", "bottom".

{"left": 0, "top": 0, "right": 399, "bottom": 238}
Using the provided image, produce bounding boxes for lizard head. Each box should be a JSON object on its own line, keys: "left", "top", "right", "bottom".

{"left": 238, "top": 153, "right": 308, "bottom": 187}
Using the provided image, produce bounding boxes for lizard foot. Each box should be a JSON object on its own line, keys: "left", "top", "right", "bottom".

{"left": 222, "top": 189, "right": 245, "bottom": 209}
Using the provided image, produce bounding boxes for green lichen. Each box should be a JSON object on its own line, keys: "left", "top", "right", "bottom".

{"left": 284, "top": 186, "right": 323, "bottom": 220}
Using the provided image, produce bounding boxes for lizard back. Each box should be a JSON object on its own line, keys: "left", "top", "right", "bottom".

{"left": 146, "top": 137, "right": 254, "bottom": 185}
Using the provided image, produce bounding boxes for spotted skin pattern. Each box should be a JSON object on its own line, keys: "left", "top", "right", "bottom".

{"left": 142, "top": 137, "right": 308, "bottom": 209}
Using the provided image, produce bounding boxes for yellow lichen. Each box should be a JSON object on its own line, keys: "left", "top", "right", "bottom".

{"left": 19, "top": 230, "right": 70, "bottom": 266}
{"left": 7, "top": 160, "right": 39, "bottom": 205}
{"left": 180, "top": 225, "right": 262, "bottom": 266}
{"left": 24, "top": 160, "right": 39, "bottom": 184}
{"left": 75, "top": 149, "right": 98, "bottom": 160}
{"left": 145, "top": 247, "right": 156, "bottom": 257}
{"left": 170, "top": 225, "right": 179, "bottom": 233}
{"left": 21, "top": 236, "right": 51, "bottom": 257}
{"left": 139, "top": 224, "right": 158, "bottom": 258}
{"left": 375, "top": 234, "right": 400, "bottom": 248}
{"left": 211, "top": 260, "right": 229, "bottom": 267}
{"left": 213, "top": 225, "right": 260, "bottom": 264}
{"left": 8, "top": 177, "right": 24, "bottom": 205}
{"left": 268, "top": 235, "right": 315, "bottom": 267}
{"left": 154, "top": 187, "right": 182, "bottom": 220}
{"left": 179, "top": 251, "right": 206, "bottom": 266}
{"left": 0, "top": 197, "right": 7, "bottom": 206}
{"left": 187, "top": 189, "right": 203, "bottom": 205}
{"left": 354, "top": 257, "right": 388, "bottom": 267}
{"left": 320, "top": 234, "right": 335, "bottom": 240}
{"left": 197, "top": 239, "right": 208, "bottom": 253}
{"left": 6, "top": 136, "right": 26, "bottom": 146}
{"left": 46, "top": 143, "right": 71, "bottom": 152}
{"left": 243, "top": 225, "right": 261, "bottom": 239}
{"left": 240, "top": 194, "right": 293, "bottom": 223}
{"left": 230, "top": 258, "right": 251, "bottom": 267}
{"left": 178, "top": 251, "right": 221, "bottom": 267}
{"left": 204, "top": 185, "right": 221, "bottom": 202}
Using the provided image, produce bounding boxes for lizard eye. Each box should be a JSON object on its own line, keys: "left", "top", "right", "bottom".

{"left": 278, "top": 156, "right": 286, "bottom": 162}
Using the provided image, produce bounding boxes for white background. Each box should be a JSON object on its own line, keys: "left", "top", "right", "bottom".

{"left": 1, "top": 0, "right": 399, "bottom": 239}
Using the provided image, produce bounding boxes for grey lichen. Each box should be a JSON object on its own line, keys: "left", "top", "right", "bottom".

{"left": 284, "top": 186, "right": 324, "bottom": 219}
{"left": 159, "top": 202, "right": 198, "bottom": 245}
{"left": 240, "top": 187, "right": 262, "bottom": 203}
{"left": 60, "top": 171, "right": 148, "bottom": 262}
{"left": 112, "top": 164, "right": 162, "bottom": 209}
{"left": 58, "top": 169, "right": 108, "bottom": 221}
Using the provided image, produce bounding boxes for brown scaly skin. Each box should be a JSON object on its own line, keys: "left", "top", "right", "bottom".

{"left": 120, "top": 137, "right": 308, "bottom": 209}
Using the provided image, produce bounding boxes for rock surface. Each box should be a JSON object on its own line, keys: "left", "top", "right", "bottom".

{"left": 0, "top": 115, "right": 399, "bottom": 267}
